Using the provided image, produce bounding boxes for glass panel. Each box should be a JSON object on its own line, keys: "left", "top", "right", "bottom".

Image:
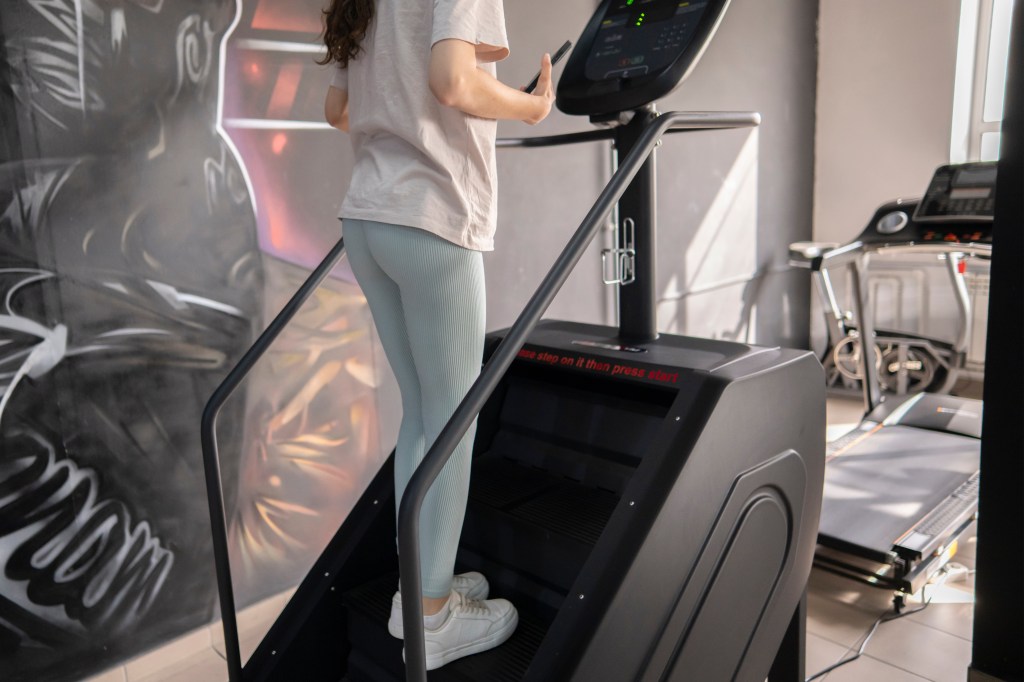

{"left": 983, "top": 0, "right": 1016, "bottom": 122}
{"left": 980, "top": 131, "right": 1002, "bottom": 160}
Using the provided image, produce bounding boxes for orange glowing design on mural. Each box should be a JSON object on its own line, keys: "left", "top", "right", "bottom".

{"left": 252, "top": 0, "right": 323, "bottom": 33}
{"left": 272, "top": 133, "right": 288, "bottom": 155}
{"left": 225, "top": 277, "right": 389, "bottom": 600}
{"left": 267, "top": 63, "right": 303, "bottom": 119}
{"left": 261, "top": 186, "right": 291, "bottom": 253}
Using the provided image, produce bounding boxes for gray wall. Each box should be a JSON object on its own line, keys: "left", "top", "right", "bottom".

{"left": 811, "top": 1, "right": 969, "bottom": 360}
{"left": 490, "top": 0, "right": 819, "bottom": 348}
{"left": 654, "top": 0, "right": 818, "bottom": 346}
{"left": 489, "top": 0, "right": 614, "bottom": 331}
{"left": 815, "top": 0, "right": 962, "bottom": 244}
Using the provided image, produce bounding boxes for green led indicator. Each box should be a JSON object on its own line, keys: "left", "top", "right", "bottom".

{"left": 635, "top": 11, "right": 646, "bottom": 26}
{"left": 626, "top": 0, "right": 635, "bottom": 4}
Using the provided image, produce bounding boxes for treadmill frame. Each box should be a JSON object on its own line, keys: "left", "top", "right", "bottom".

{"left": 793, "top": 217, "right": 989, "bottom": 609}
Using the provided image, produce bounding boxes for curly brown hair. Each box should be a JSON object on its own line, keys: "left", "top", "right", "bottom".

{"left": 317, "top": 0, "right": 374, "bottom": 67}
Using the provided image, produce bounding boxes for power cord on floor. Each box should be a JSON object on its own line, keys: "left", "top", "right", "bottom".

{"left": 804, "top": 582, "right": 938, "bottom": 681}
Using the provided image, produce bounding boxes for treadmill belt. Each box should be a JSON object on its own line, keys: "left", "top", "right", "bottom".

{"left": 818, "top": 424, "right": 980, "bottom": 557}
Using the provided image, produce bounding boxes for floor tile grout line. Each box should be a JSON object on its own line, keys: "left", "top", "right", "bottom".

{"left": 860, "top": 652, "right": 939, "bottom": 682}
{"left": 905, "top": 615, "right": 974, "bottom": 642}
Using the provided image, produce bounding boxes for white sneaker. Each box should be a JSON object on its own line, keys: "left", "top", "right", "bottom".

{"left": 408, "top": 591, "right": 519, "bottom": 671}
{"left": 387, "top": 571, "right": 489, "bottom": 638}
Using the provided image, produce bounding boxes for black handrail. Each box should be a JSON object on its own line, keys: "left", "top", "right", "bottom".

{"left": 497, "top": 127, "right": 614, "bottom": 148}
{"left": 397, "top": 110, "right": 759, "bottom": 681}
{"left": 200, "top": 237, "right": 348, "bottom": 682}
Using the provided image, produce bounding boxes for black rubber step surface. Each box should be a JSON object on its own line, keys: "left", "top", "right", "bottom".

{"left": 343, "top": 572, "right": 548, "bottom": 682}
{"left": 469, "top": 453, "right": 620, "bottom": 546}
{"left": 460, "top": 453, "right": 620, "bottom": 591}
{"left": 343, "top": 453, "right": 620, "bottom": 681}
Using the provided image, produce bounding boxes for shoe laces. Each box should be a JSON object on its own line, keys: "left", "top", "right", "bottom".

{"left": 451, "top": 591, "right": 490, "bottom": 616}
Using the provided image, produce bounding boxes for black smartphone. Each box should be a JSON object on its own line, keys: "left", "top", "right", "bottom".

{"left": 524, "top": 40, "right": 573, "bottom": 94}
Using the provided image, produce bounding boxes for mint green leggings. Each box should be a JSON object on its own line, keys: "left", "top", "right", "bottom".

{"left": 343, "top": 219, "right": 485, "bottom": 598}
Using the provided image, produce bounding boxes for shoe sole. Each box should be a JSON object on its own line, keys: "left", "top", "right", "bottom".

{"left": 414, "top": 609, "right": 519, "bottom": 671}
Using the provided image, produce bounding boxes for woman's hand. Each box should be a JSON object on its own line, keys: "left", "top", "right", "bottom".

{"left": 523, "top": 53, "right": 554, "bottom": 126}
{"left": 429, "top": 40, "right": 555, "bottom": 124}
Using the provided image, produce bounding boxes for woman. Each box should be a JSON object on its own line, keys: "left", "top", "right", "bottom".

{"left": 321, "top": 0, "right": 554, "bottom": 669}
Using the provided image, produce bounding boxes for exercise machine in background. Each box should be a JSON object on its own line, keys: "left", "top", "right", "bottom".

{"left": 796, "top": 164, "right": 995, "bottom": 398}
{"left": 790, "top": 162, "right": 994, "bottom": 610}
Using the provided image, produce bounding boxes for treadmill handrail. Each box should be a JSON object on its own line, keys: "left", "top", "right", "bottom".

{"left": 397, "top": 110, "right": 759, "bottom": 682}
{"left": 867, "top": 242, "right": 992, "bottom": 259}
{"left": 810, "top": 240, "right": 992, "bottom": 271}
{"left": 807, "top": 237, "right": 989, "bottom": 414}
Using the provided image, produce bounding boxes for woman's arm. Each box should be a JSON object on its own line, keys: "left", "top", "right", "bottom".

{"left": 325, "top": 86, "right": 349, "bottom": 132}
{"left": 429, "top": 39, "right": 553, "bottom": 125}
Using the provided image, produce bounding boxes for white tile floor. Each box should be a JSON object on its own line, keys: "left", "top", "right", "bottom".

{"left": 805, "top": 552, "right": 977, "bottom": 682}
{"left": 89, "top": 396, "right": 979, "bottom": 682}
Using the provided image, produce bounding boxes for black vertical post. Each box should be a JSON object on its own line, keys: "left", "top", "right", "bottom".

{"left": 615, "top": 106, "right": 660, "bottom": 343}
{"left": 767, "top": 591, "right": 806, "bottom": 682}
{"left": 970, "top": 0, "right": 1024, "bottom": 679}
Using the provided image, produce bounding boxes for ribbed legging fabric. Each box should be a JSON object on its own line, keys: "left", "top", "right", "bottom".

{"left": 343, "top": 219, "right": 485, "bottom": 598}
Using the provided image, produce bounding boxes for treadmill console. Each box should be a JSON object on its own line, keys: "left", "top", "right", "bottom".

{"left": 913, "top": 162, "right": 998, "bottom": 223}
{"left": 859, "top": 201, "right": 994, "bottom": 247}
{"left": 856, "top": 163, "right": 997, "bottom": 247}
{"left": 557, "top": 0, "right": 731, "bottom": 117}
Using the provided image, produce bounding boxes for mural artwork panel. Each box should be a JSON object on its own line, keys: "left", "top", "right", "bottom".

{"left": 0, "top": 1, "right": 383, "bottom": 679}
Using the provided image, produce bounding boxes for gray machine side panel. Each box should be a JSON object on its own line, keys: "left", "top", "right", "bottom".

{"left": 655, "top": 450, "right": 804, "bottom": 681}
{"left": 570, "top": 352, "right": 824, "bottom": 682}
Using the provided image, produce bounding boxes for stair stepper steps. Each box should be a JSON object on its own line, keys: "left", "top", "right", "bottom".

{"left": 341, "top": 370, "right": 651, "bottom": 680}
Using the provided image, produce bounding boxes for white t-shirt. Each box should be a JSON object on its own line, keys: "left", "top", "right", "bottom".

{"left": 332, "top": 0, "right": 510, "bottom": 251}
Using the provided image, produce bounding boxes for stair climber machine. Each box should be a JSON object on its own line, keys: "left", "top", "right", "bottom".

{"left": 201, "top": 1, "right": 826, "bottom": 680}
{"left": 789, "top": 162, "right": 994, "bottom": 610}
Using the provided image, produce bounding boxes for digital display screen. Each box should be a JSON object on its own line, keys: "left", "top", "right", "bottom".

{"left": 949, "top": 187, "right": 991, "bottom": 200}
{"left": 585, "top": 1, "right": 711, "bottom": 82}
{"left": 914, "top": 163, "right": 997, "bottom": 223}
{"left": 954, "top": 165, "right": 997, "bottom": 186}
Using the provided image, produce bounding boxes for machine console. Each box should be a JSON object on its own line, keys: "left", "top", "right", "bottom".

{"left": 857, "top": 163, "right": 997, "bottom": 247}
{"left": 557, "top": 0, "right": 731, "bottom": 117}
{"left": 914, "top": 162, "right": 998, "bottom": 223}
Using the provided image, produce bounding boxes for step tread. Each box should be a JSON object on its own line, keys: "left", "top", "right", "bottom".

{"left": 344, "top": 573, "right": 549, "bottom": 682}
{"left": 469, "top": 454, "right": 620, "bottom": 546}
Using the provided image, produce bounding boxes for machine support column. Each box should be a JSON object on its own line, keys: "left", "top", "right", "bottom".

{"left": 850, "top": 254, "right": 883, "bottom": 412}
{"left": 615, "top": 107, "right": 660, "bottom": 343}
{"left": 768, "top": 591, "right": 807, "bottom": 682}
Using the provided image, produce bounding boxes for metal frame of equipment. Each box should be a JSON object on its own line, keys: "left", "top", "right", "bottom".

{"left": 790, "top": 169, "right": 993, "bottom": 610}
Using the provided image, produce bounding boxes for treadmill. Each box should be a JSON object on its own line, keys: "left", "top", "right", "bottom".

{"left": 791, "top": 162, "right": 993, "bottom": 609}
{"left": 201, "top": 1, "right": 825, "bottom": 680}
